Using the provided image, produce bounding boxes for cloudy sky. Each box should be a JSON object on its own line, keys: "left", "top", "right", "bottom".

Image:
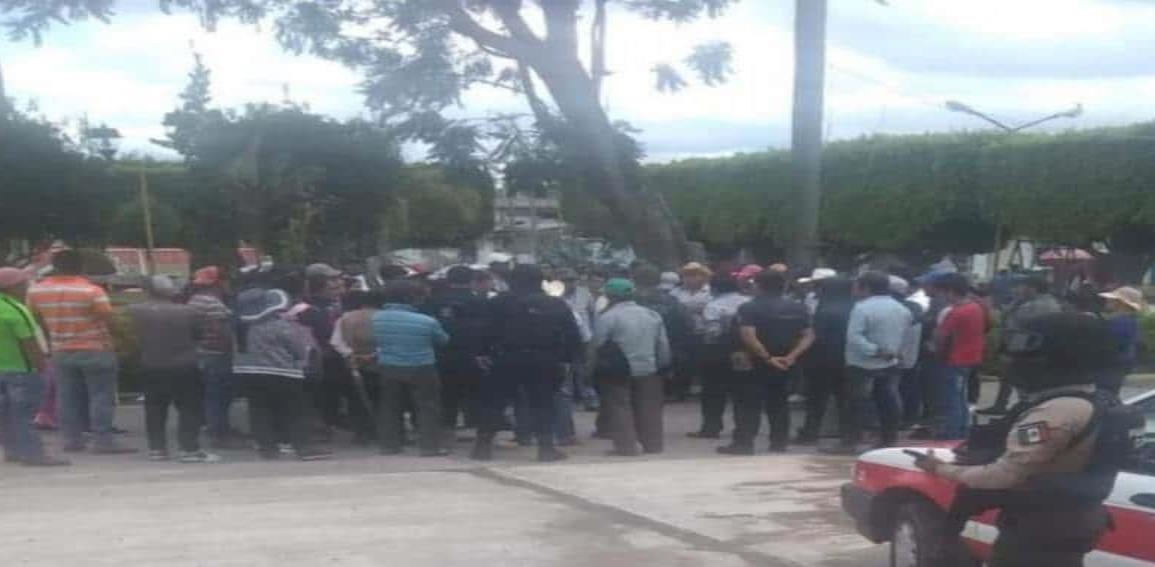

{"left": 4, "top": 0, "right": 1155, "bottom": 162}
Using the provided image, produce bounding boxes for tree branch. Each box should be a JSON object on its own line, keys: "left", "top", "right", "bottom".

{"left": 488, "top": 0, "right": 540, "bottom": 44}
{"left": 436, "top": 0, "right": 531, "bottom": 61}
{"left": 518, "top": 63, "right": 555, "bottom": 129}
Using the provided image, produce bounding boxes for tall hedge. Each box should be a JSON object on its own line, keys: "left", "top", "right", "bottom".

{"left": 648, "top": 122, "right": 1155, "bottom": 257}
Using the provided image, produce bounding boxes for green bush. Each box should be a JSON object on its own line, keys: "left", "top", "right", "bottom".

{"left": 1139, "top": 312, "right": 1155, "bottom": 366}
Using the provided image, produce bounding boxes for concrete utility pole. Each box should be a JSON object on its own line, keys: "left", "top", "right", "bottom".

{"left": 788, "top": 0, "right": 827, "bottom": 270}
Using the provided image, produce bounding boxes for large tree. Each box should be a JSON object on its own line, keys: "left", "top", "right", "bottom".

{"left": 3, "top": 0, "right": 738, "bottom": 267}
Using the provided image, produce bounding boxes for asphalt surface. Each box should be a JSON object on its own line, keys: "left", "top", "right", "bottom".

{"left": 3, "top": 377, "right": 1150, "bottom": 566}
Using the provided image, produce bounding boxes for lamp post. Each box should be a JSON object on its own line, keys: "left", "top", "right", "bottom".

{"left": 944, "top": 101, "right": 1084, "bottom": 277}
{"left": 944, "top": 100, "right": 1083, "bottom": 134}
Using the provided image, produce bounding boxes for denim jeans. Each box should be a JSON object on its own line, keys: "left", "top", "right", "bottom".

{"left": 572, "top": 358, "right": 599, "bottom": 409}
{"left": 841, "top": 366, "right": 902, "bottom": 447}
{"left": 554, "top": 365, "right": 577, "bottom": 442}
{"left": 934, "top": 364, "right": 971, "bottom": 440}
{"left": 54, "top": 351, "right": 119, "bottom": 448}
{"left": 898, "top": 365, "right": 922, "bottom": 426}
{"left": 0, "top": 371, "right": 46, "bottom": 460}
{"left": 198, "top": 353, "right": 234, "bottom": 438}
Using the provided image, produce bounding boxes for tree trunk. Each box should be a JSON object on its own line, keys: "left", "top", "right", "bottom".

{"left": 787, "top": 0, "right": 827, "bottom": 269}
{"left": 531, "top": 55, "right": 687, "bottom": 268}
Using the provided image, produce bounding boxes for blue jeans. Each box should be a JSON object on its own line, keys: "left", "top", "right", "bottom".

{"left": 934, "top": 364, "right": 971, "bottom": 440}
{"left": 54, "top": 351, "right": 119, "bottom": 448}
{"left": 554, "top": 365, "right": 577, "bottom": 442}
{"left": 898, "top": 365, "right": 922, "bottom": 426}
{"left": 0, "top": 371, "right": 46, "bottom": 460}
{"left": 199, "top": 353, "right": 235, "bottom": 438}
{"left": 572, "top": 359, "right": 599, "bottom": 409}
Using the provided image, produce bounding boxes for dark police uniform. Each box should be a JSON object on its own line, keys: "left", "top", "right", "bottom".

{"left": 474, "top": 289, "right": 582, "bottom": 460}
{"left": 935, "top": 385, "right": 1110, "bottom": 567}
{"left": 423, "top": 286, "right": 488, "bottom": 433}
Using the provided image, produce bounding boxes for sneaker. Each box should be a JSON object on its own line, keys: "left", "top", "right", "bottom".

{"left": 537, "top": 448, "right": 568, "bottom": 463}
{"left": 92, "top": 445, "right": 139, "bottom": 455}
{"left": 469, "top": 442, "right": 493, "bottom": 462}
{"left": 604, "top": 449, "right": 640, "bottom": 457}
{"left": 148, "top": 450, "right": 170, "bottom": 462}
{"left": 296, "top": 448, "right": 332, "bottom": 461}
{"left": 716, "top": 444, "right": 755, "bottom": 456}
{"left": 768, "top": 445, "right": 789, "bottom": 454}
{"left": 178, "top": 451, "right": 222, "bottom": 464}
{"left": 23, "top": 456, "right": 71, "bottom": 467}
{"left": 907, "top": 428, "right": 933, "bottom": 440}
{"left": 278, "top": 443, "right": 296, "bottom": 457}
{"left": 687, "top": 431, "right": 721, "bottom": 439}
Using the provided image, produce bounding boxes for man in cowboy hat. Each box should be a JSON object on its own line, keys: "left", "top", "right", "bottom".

{"left": 0, "top": 267, "right": 69, "bottom": 466}
{"left": 1097, "top": 286, "right": 1147, "bottom": 395}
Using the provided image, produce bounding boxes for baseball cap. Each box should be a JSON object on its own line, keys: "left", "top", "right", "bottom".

{"left": 733, "top": 264, "right": 764, "bottom": 280}
{"left": 658, "top": 272, "right": 680, "bottom": 291}
{"left": 604, "top": 278, "right": 636, "bottom": 298}
{"left": 888, "top": 275, "right": 910, "bottom": 296}
{"left": 305, "top": 263, "right": 342, "bottom": 278}
{"left": 147, "top": 275, "right": 179, "bottom": 298}
{"left": 192, "top": 266, "right": 222, "bottom": 286}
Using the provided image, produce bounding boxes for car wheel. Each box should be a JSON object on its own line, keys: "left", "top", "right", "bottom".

{"left": 889, "top": 499, "right": 969, "bottom": 567}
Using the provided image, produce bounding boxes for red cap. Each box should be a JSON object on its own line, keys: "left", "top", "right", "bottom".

{"left": 732, "top": 264, "right": 764, "bottom": 280}
{"left": 192, "top": 266, "right": 222, "bottom": 286}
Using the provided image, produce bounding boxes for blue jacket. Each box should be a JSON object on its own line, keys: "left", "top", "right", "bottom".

{"left": 845, "top": 295, "right": 912, "bottom": 370}
{"left": 373, "top": 304, "right": 449, "bottom": 367}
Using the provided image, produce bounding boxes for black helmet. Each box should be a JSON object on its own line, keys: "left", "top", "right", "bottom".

{"left": 1005, "top": 312, "right": 1117, "bottom": 392}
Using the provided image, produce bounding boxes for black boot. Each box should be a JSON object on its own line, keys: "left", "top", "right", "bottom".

{"left": 470, "top": 434, "right": 494, "bottom": 461}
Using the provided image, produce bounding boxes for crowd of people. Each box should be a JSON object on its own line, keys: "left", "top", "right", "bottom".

{"left": 0, "top": 249, "right": 1146, "bottom": 467}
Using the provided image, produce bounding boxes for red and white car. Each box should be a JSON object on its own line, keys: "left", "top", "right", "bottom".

{"left": 841, "top": 388, "right": 1155, "bottom": 566}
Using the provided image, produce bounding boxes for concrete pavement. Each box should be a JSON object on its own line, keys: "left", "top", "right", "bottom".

{"left": 5, "top": 375, "right": 1150, "bottom": 566}
{"left": 2, "top": 398, "right": 889, "bottom": 567}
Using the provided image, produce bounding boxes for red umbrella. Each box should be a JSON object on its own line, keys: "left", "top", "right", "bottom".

{"left": 1038, "top": 247, "right": 1094, "bottom": 263}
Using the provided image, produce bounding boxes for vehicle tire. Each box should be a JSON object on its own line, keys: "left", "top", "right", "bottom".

{"left": 889, "top": 499, "right": 974, "bottom": 567}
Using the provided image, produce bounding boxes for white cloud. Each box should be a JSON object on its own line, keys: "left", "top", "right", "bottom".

{"left": 3, "top": 0, "right": 1155, "bottom": 162}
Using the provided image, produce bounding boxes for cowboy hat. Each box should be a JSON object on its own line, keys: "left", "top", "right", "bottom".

{"left": 1099, "top": 286, "right": 1148, "bottom": 312}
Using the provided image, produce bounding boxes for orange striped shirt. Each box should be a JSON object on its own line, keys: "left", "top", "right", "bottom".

{"left": 26, "top": 276, "right": 114, "bottom": 352}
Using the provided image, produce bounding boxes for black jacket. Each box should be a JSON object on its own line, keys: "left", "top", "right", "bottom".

{"left": 483, "top": 291, "right": 583, "bottom": 363}
{"left": 423, "top": 286, "right": 488, "bottom": 369}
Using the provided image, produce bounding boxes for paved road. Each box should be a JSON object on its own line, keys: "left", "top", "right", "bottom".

{"left": 4, "top": 378, "right": 1149, "bottom": 566}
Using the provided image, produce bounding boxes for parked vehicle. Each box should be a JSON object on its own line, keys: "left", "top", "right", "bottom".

{"left": 842, "top": 389, "right": 1155, "bottom": 567}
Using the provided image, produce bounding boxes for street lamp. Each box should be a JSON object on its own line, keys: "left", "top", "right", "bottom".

{"left": 943, "top": 100, "right": 1084, "bottom": 279}
{"left": 944, "top": 100, "right": 1083, "bottom": 133}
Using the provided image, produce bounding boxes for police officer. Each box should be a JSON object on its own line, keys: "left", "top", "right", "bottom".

{"left": 472, "top": 264, "right": 583, "bottom": 463}
{"left": 914, "top": 312, "right": 1122, "bottom": 567}
{"left": 423, "top": 266, "right": 488, "bottom": 441}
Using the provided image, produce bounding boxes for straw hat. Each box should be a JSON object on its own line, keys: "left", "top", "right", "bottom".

{"left": 679, "top": 262, "right": 713, "bottom": 277}
{"left": 1099, "top": 286, "right": 1148, "bottom": 312}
